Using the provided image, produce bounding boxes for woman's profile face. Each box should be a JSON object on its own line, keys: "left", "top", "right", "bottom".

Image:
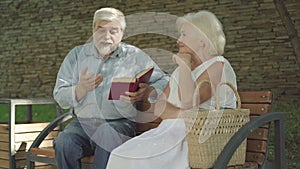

{"left": 177, "top": 22, "right": 203, "bottom": 55}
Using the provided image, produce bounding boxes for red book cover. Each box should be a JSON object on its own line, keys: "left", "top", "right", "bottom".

{"left": 108, "top": 66, "right": 154, "bottom": 100}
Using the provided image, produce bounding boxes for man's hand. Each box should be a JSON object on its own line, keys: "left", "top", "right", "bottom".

{"left": 120, "top": 83, "right": 154, "bottom": 103}
{"left": 75, "top": 67, "right": 103, "bottom": 101}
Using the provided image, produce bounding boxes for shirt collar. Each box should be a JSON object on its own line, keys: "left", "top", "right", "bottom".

{"left": 109, "top": 44, "right": 121, "bottom": 58}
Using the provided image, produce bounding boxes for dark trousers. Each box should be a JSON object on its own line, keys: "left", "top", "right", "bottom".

{"left": 53, "top": 118, "right": 136, "bottom": 169}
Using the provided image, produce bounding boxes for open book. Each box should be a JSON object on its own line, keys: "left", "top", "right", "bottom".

{"left": 108, "top": 66, "right": 154, "bottom": 100}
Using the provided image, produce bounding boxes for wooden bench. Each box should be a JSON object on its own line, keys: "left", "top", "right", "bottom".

{"left": 0, "top": 98, "right": 60, "bottom": 169}
{"left": 26, "top": 91, "right": 285, "bottom": 169}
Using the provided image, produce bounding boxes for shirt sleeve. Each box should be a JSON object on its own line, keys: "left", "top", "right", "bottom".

{"left": 148, "top": 67, "right": 170, "bottom": 103}
{"left": 135, "top": 50, "right": 170, "bottom": 103}
{"left": 53, "top": 47, "right": 85, "bottom": 109}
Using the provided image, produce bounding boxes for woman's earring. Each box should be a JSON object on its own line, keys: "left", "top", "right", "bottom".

{"left": 200, "top": 40, "right": 205, "bottom": 48}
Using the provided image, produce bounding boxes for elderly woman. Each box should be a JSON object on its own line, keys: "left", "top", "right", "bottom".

{"left": 106, "top": 10, "right": 237, "bottom": 169}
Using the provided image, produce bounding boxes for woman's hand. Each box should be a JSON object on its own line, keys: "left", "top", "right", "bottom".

{"left": 172, "top": 53, "right": 192, "bottom": 68}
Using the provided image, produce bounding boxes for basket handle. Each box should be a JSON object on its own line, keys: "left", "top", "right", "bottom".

{"left": 192, "top": 80, "right": 215, "bottom": 108}
{"left": 215, "top": 82, "right": 241, "bottom": 109}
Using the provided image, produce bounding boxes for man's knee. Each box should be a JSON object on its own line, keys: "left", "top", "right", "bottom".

{"left": 91, "top": 122, "right": 134, "bottom": 152}
{"left": 54, "top": 132, "right": 77, "bottom": 152}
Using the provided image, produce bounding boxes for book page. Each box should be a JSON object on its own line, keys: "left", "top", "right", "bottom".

{"left": 112, "top": 77, "right": 137, "bottom": 83}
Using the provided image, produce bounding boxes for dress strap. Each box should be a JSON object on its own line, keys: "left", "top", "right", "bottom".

{"left": 192, "top": 56, "right": 225, "bottom": 80}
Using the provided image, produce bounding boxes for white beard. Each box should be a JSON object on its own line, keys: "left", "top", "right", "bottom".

{"left": 94, "top": 39, "right": 118, "bottom": 56}
{"left": 98, "top": 46, "right": 113, "bottom": 56}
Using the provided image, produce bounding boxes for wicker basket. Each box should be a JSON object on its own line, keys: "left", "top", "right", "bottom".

{"left": 180, "top": 81, "right": 250, "bottom": 168}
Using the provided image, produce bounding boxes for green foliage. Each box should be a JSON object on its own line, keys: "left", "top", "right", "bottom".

{"left": 0, "top": 104, "right": 58, "bottom": 122}
{"left": 269, "top": 102, "right": 300, "bottom": 169}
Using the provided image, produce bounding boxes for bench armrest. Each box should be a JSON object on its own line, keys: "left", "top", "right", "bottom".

{"left": 29, "top": 111, "right": 74, "bottom": 149}
{"left": 213, "top": 112, "right": 285, "bottom": 169}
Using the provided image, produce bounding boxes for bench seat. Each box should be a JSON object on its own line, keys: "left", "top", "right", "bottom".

{"left": 27, "top": 91, "right": 285, "bottom": 169}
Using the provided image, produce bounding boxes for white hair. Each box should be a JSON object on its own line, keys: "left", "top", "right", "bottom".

{"left": 93, "top": 7, "right": 126, "bottom": 31}
{"left": 176, "top": 10, "right": 226, "bottom": 55}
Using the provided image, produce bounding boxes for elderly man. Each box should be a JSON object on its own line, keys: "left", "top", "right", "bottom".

{"left": 53, "top": 7, "right": 169, "bottom": 169}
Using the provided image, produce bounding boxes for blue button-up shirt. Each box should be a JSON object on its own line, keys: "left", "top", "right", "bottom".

{"left": 53, "top": 42, "right": 169, "bottom": 119}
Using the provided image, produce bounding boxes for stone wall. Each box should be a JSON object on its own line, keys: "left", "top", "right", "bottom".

{"left": 1, "top": 0, "right": 299, "bottom": 103}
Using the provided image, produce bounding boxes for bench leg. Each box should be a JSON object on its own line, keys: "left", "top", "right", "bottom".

{"left": 27, "top": 158, "right": 34, "bottom": 169}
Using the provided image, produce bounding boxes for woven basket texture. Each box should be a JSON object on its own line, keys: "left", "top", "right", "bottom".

{"left": 181, "top": 81, "right": 250, "bottom": 168}
{"left": 182, "top": 109, "right": 249, "bottom": 168}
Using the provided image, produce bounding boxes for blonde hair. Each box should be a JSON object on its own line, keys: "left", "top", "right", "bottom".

{"left": 176, "top": 10, "right": 226, "bottom": 55}
{"left": 93, "top": 7, "right": 126, "bottom": 30}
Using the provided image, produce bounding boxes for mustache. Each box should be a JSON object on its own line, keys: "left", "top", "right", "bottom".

{"left": 99, "top": 40, "right": 113, "bottom": 44}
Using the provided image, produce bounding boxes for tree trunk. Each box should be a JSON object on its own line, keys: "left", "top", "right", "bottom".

{"left": 274, "top": 0, "right": 300, "bottom": 68}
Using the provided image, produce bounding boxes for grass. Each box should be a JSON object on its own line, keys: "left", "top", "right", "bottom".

{"left": 270, "top": 102, "right": 300, "bottom": 169}
{"left": 0, "top": 101, "right": 299, "bottom": 168}
{"left": 0, "top": 104, "right": 58, "bottom": 122}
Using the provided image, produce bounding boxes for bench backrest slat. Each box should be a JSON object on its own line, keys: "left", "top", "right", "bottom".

{"left": 239, "top": 91, "right": 273, "bottom": 167}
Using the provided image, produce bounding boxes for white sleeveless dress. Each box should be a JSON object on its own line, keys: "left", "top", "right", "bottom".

{"left": 106, "top": 56, "right": 236, "bottom": 169}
